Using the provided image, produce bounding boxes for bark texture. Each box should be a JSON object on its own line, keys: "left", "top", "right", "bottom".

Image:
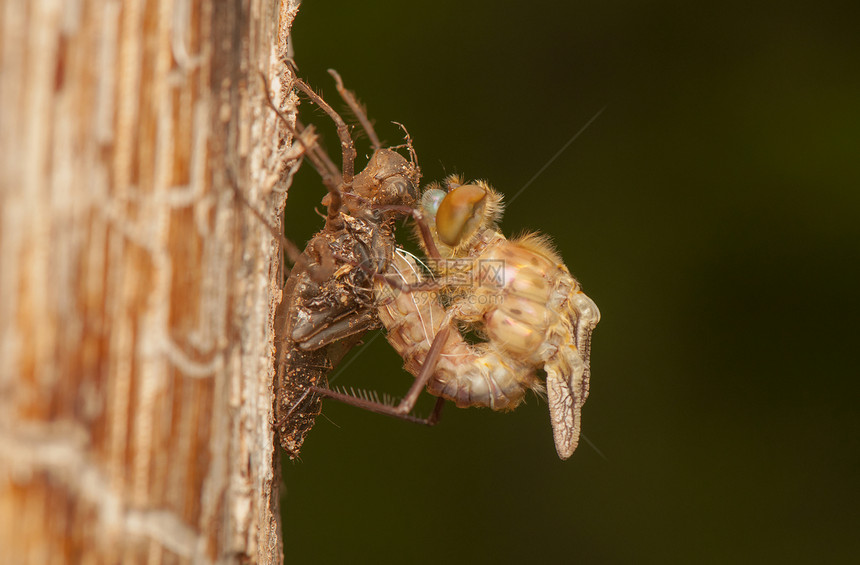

{"left": 0, "top": 1, "right": 299, "bottom": 563}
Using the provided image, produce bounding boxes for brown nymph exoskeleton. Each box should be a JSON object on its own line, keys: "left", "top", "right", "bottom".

{"left": 375, "top": 176, "right": 601, "bottom": 459}
{"left": 252, "top": 67, "right": 423, "bottom": 457}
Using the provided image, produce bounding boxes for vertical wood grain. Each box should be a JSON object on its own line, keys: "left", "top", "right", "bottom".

{"left": 0, "top": 1, "right": 300, "bottom": 562}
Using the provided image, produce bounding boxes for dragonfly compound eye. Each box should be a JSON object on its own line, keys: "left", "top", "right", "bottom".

{"left": 419, "top": 188, "right": 446, "bottom": 219}
{"left": 434, "top": 184, "right": 488, "bottom": 247}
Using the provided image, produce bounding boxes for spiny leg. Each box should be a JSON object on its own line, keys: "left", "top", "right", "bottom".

{"left": 285, "top": 68, "right": 357, "bottom": 186}
{"left": 257, "top": 73, "right": 340, "bottom": 188}
{"left": 310, "top": 325, "right": 452, "bottom": 424}
{"left": 271, "top": 67, "right": 433, "bottom": 267}
{"left": 328, "top": 69, "right": 382, "bottom": 151}
{"left": 257, "top": 74, "right": 348, "bottom": 236}
{"left": 294, "top": 120, "right": 342, "bottom": 185}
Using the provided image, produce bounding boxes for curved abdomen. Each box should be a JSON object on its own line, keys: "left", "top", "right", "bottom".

{"left": 378, "top": 252, "right": 540, "bottom": 411}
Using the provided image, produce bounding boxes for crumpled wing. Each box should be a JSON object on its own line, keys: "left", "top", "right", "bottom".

{"left": 547, "top": 291, "right": 600, "bottom": 460}
{"left": 547, "top": 353, "right": 586, "bottom": 460}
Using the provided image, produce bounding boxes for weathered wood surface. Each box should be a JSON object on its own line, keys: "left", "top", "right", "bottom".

{"left": 0, "top": 1, "right": 300, "bottom": 562}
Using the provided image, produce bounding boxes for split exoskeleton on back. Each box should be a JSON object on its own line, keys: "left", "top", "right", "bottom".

{"left": 377, "top": 176, "right": 601, "bottom": 459}
{"left": 253, "top": 67, "right": 422, "bottom": 457}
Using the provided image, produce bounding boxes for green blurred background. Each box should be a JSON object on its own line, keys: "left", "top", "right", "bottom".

{"left": 279, "top": 1, "right": 860, "bottom": 562}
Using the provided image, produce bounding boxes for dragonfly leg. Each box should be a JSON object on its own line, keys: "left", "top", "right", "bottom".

{"left": 258, "top": 71, "right": 346, "bottom": 232}
{"left": 286, "top": 66, "right": 356, "bottom": 187}
{"left": 310, "top": 326, "right": 451, "bottom": 425}
{"left": 328, "top": 69, "right": 382, "bottom": 151}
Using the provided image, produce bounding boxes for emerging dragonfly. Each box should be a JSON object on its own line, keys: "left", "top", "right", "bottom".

{"left": 251, "top": 66, "right": 422, "bottom": 457}
{"left": 370, "top": 176, "right": 601, "bottom": 459}
{"left": 261, "top": 67, "right": 600, "bottom": 460}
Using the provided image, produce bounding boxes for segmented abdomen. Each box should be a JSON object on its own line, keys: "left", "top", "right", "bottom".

{"left": 273, "top": 270, "right": 327, "bottom": 457}
{"left": 273, "top": 219, "right": 386, "bottom": 457}
{"left": 378, "top": 251, "right": 540, "bottom": 411}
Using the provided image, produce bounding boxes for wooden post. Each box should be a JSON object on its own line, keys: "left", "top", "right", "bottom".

{"left": 0, "top": 1, "right": 299, "bottom": 562}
